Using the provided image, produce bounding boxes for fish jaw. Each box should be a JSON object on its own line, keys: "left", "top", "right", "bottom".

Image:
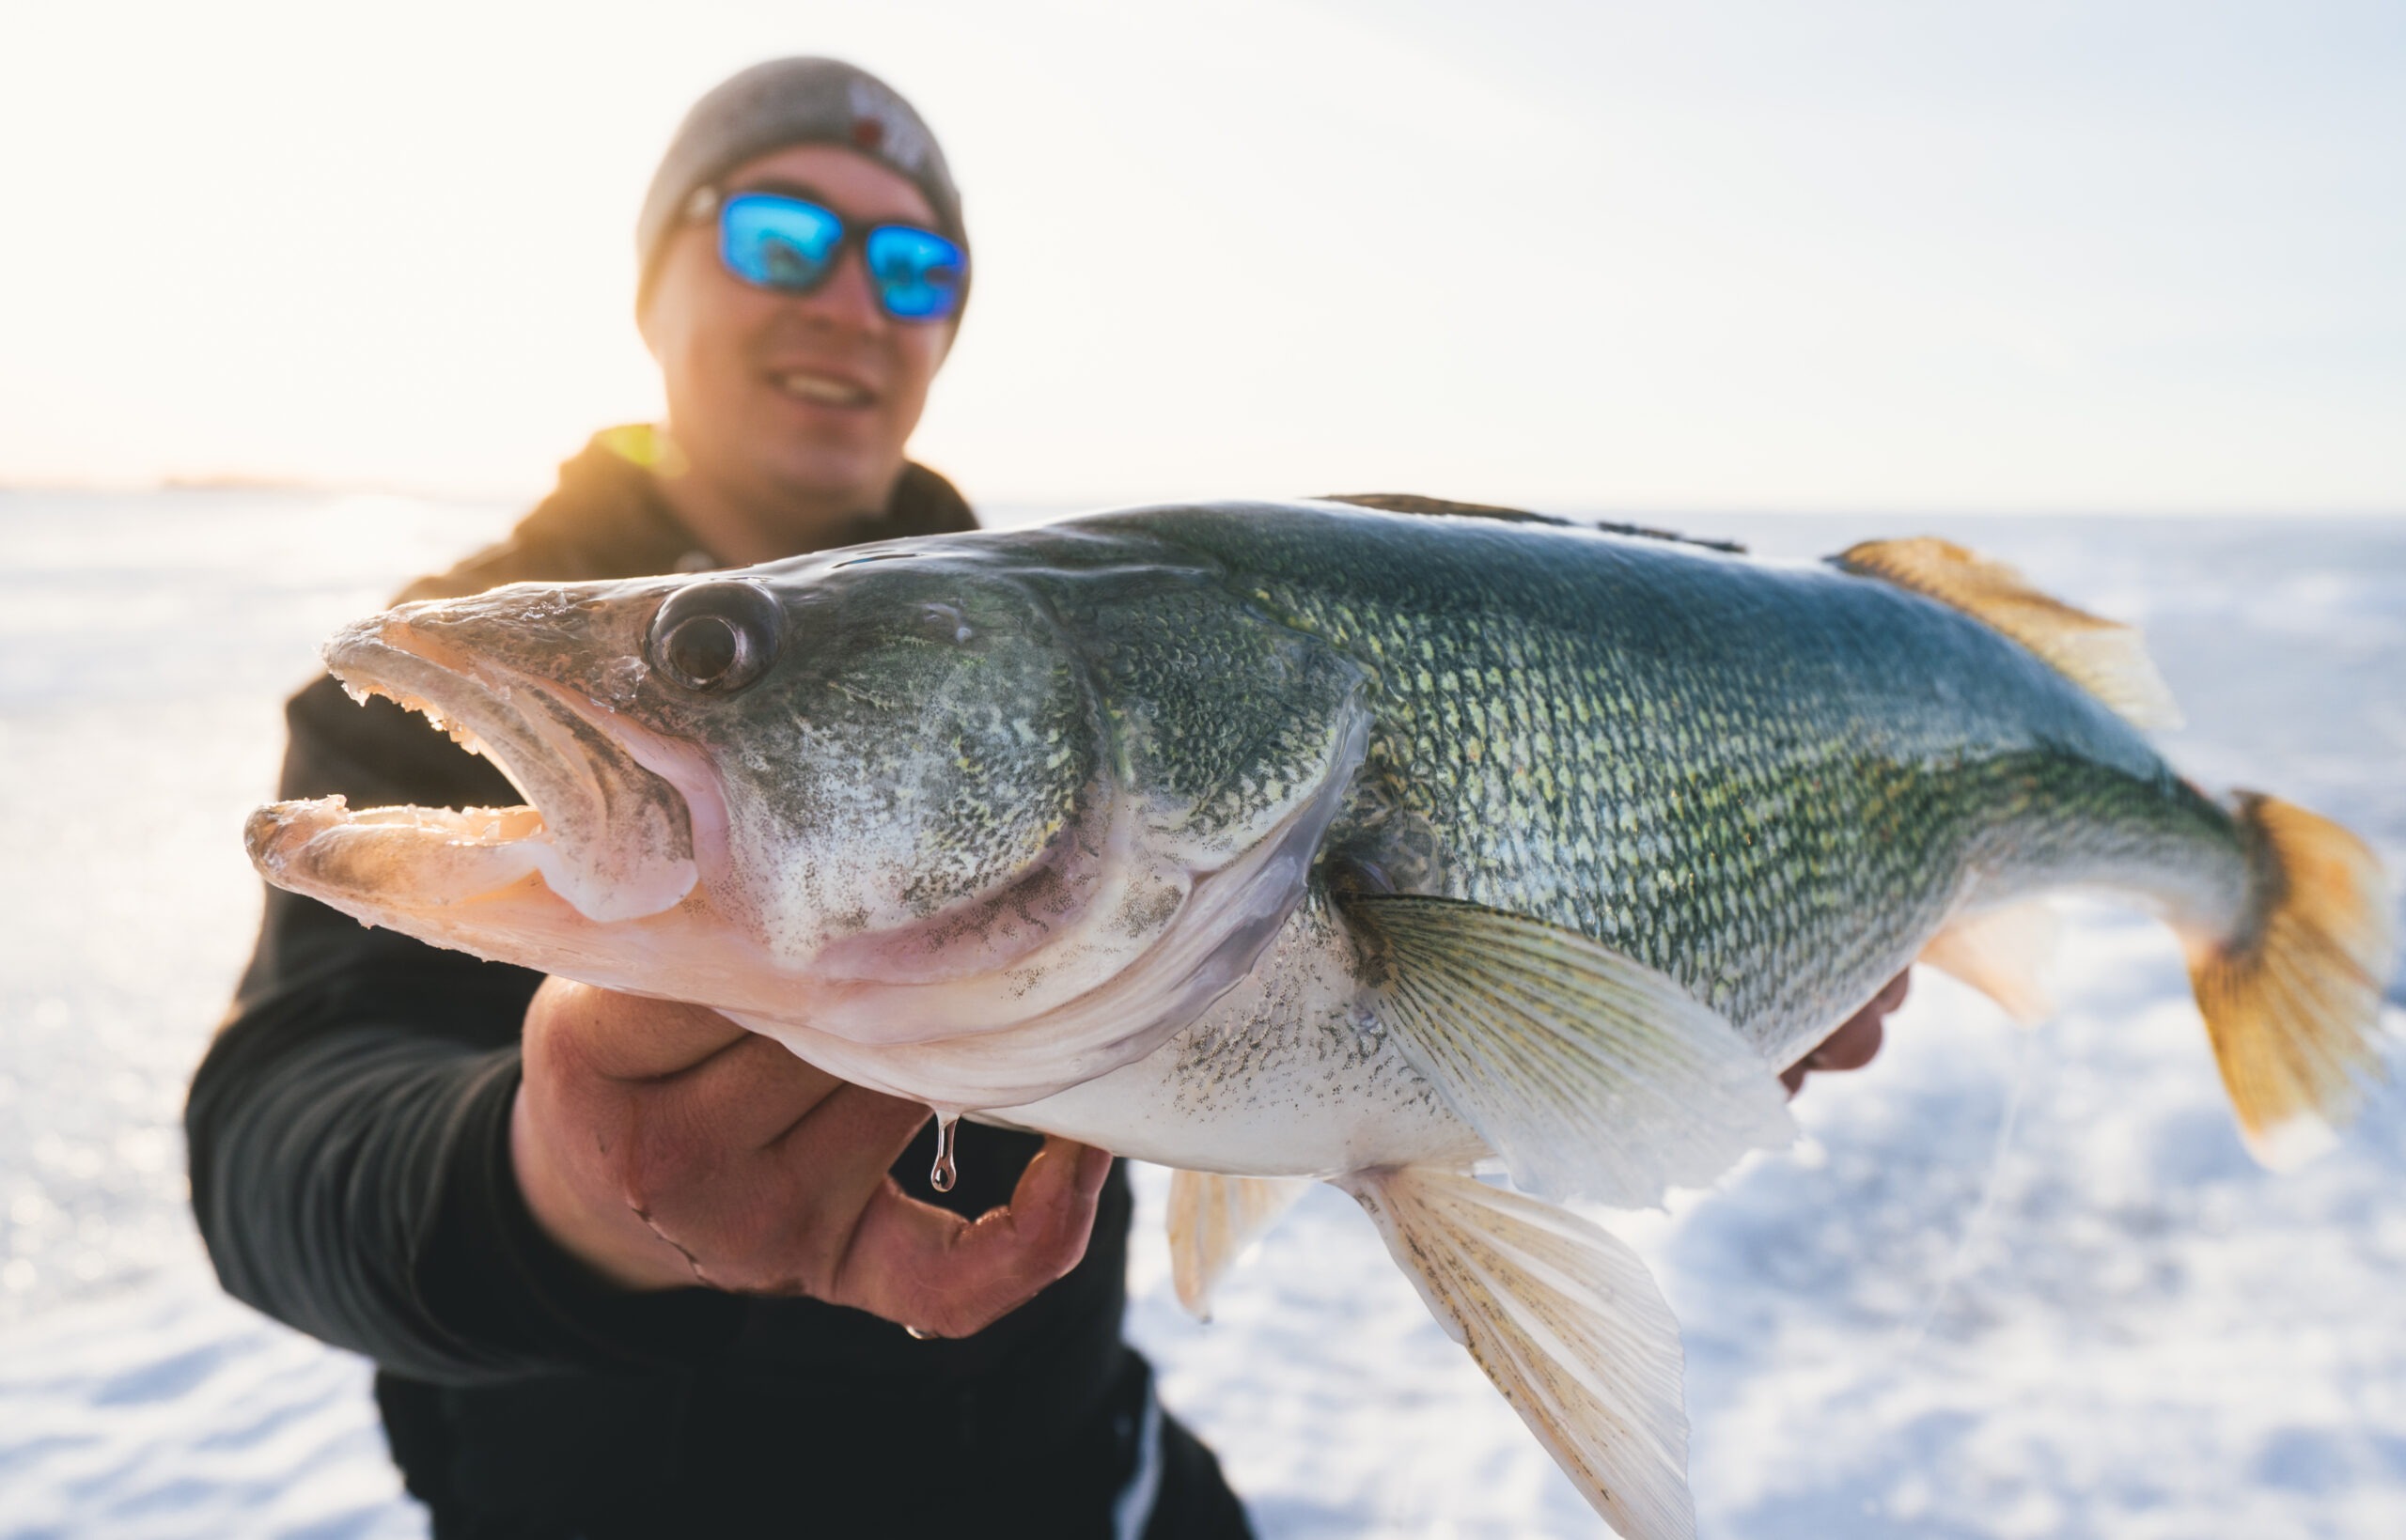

{"left": 242, "top": 794, "right": 706, "bottom": 987}
{"left": 242, "top": 610, "right": 782, "bottom": 1002}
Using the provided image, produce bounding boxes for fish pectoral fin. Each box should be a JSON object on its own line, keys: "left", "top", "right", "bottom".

{"left": 1918, "top": 899, "right": 2060, "bottom": 1024}
{"left": 1165, "top": 1169, "right": 1311, "bottom": 1319}
{"left": 1340, "top": 894, "right": 1792, "bottom": 1208}
{"left": 1833, "top": 537, "right": 2183, "bottom": 729}
{"left": 1341, "top": 1166, "right": 1696, "bottom": 1540}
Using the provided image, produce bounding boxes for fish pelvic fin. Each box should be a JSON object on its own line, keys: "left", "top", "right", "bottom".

{"left": 1918, "top": 899, "right": 2061, "bottom": 1024}
{"left": 2184, "top": 792, "right": 2396, "bottom": 1171}
{"left": 1165, "top": 1170, "right": 1310, "bottom": 1320}
{"left": 1340, "top": 1167, "right": 1695, "bottom": 1540}
{"left": 1835, "top": 537, "right": 2183, "bottom": 730}
{"left": 1341, "top": 895, "right": 1793, "bottom": 1208}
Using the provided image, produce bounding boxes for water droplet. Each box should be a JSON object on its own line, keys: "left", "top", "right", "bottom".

{"left": 929, "top": 1113, "right": 960, "bottom": 1193}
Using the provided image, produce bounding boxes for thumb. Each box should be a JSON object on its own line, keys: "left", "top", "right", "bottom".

{"left": 831, "top": 1138, "right": 1115, "bottom": 1339}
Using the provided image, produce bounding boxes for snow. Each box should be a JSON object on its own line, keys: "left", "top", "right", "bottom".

{"left": 2, "top": 491, "right": 2401, "bottom": 1537}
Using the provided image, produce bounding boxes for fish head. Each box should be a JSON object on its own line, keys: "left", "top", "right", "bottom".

{"left": 624, "top": 552, "right": 1107, "bottom": 967}
{"left": 247, "top": 526, "right": 1371, "bottom": 1103}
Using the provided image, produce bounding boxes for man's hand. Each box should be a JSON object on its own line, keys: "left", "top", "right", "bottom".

{"left": 509, "top": 977, "right": 1114, "bottom": 1339}
{"left": 1780, "top": 971, "right": 1910, "bottom": 1097}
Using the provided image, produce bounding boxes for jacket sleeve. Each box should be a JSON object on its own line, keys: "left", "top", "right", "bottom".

{"left": 185, "top": 677, "right": 742, "bottom": 1383}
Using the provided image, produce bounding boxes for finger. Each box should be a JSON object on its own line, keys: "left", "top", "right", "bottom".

{"left": 1806, "top": 1010, "right": 1884, "bottom": 1073}
{"left": 771, "top": 1081, "right": 938, "bottom": 1193}
{"left": 649, "top": 1031, "right": 851, "bottom": 1150}
{"left": 830, "top": 1139, "right": 1115, "bottom": 1338}
{"left": 1811, "top": 971, "right": 1908, "bottom": 1070}
{"left": 529, "top": 978, "right": 748, "bottom": 1081}
{"left": 644, "top": 1087, "right": 937, "bottom": 1294}
{"left": 1782, "top": 972, "right": 1910, "bottom": 1096}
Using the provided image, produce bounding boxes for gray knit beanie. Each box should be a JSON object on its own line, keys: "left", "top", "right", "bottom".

{"left": 635, "top": 58, "right": 966, "bottom": 310}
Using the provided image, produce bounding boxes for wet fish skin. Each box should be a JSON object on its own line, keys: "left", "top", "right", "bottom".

{"left": 1063, "top": 502, "right": 2242, "bottom": 1073}
{"left": 245, "top": 499, "right": 2388, "bottom": 1540}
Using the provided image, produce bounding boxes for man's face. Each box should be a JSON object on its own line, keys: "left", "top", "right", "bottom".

{"left": 639, "top": 143, "right": 956, "bottom": 521}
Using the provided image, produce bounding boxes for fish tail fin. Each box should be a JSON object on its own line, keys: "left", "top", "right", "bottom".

{"left": 2183, "top": 792, "right": 2395, "bottom": 1170}
{"left": 1340, "top": 1166, "right": 1695, "bottom": 1540}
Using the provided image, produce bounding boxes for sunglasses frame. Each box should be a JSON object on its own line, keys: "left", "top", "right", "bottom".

{"left": 687, "top": 184, "right": 967, "bottom": 324}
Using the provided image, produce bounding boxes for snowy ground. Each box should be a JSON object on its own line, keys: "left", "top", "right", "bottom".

{"left": 2, "top": 491, "right": 2400, "bottom": 1538}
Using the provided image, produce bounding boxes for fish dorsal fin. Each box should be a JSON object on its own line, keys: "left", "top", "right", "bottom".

{"left": 1340, "top": 894, "right": 1792, "bottom": 1207}
{"left": 1165, "top": 1170, "right": 1311, "bottom": 1319}
{"left": 1319, "top": 491, "right": 1582, "bottom": 527}
{"left": 1835, "top": 537, "right": 2182, "bottom": 729}
{"left": 1319, "top": 493, "right": 1747, "bottom": 554}
{"left": 1341, "top": 1166, "right": 1697, "bottom": 1540}
{"left": 1917, "top": 899, "right": 2061, "bottom": 1024}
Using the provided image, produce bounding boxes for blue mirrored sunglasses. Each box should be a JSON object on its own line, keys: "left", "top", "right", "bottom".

{"left": 711, "top": 190, "right": 966, "bottom": 322}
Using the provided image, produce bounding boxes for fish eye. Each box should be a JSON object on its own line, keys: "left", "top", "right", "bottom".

{"left": 648, "top": 580, "right": 783, "bottom": 694}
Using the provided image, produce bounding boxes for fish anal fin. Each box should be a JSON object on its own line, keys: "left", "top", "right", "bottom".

{"left": 1341, "top": 1167, "right": 1696, "bottom": 1540}
{"left": 1165, "top": 1170, "right": 1310, "bottom": 1319}
{"left": 2185, "top": 793, "right": 2395, "bottom": 1171}
{"left": 1340, "top": 894, "right": 1792, "bottom": 1208}
{"left": 1918, "top": 900, "right": 2060, "bottom": 1024}
{"left": 1836, "top": 537, "right": 2183, "bottom": 730}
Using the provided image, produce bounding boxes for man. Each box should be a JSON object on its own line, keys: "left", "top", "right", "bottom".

{"left": 190, "top": 59, "right": 1249, "bottom": 1539}
{"left": 190, "top": 55, "right": 1905, "bottom": 1539}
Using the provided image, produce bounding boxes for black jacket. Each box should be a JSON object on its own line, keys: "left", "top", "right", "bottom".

{"left": 187, "top": 434, "right": 1247, "bottom": 1538}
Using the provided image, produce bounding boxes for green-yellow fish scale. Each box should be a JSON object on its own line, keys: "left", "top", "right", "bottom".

{"left": 1067, "top": 503, "right": 2243, "bottom": 1066}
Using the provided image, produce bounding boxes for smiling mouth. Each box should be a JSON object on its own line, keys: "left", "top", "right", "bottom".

{"left": 774, "top": 370, "right": 874, "bottom": 408}
{"left": 244, "top": 617, "right": 705, "bottom": 926}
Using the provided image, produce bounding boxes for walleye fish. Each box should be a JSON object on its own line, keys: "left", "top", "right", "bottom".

{"left": 247, "top": 496, "right": 2394, "bottom": 1539}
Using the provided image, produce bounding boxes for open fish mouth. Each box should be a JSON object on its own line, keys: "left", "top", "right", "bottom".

{"left": 245, "top": 615, "right": 711, "bottom": 926}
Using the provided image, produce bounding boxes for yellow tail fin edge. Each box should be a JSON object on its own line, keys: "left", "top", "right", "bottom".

{"left": 1837, "top": 537, "right": 2184, "bottom": 730}
{"left": 2186, "top": 793, "right": 2395, "bottom": 1171}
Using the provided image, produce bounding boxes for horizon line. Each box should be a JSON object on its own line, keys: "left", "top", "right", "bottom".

{"left": 1, "top": 474, "right": 2400, "bottom": 523}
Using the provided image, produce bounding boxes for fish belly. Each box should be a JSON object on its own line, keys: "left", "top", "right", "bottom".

{"left": 987, "top": 894, "right": 1489, "bottom": 1177}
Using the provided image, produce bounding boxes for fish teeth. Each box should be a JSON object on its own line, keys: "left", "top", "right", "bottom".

{"left": 337, "top": 673, "right": 490, "bottom": 759}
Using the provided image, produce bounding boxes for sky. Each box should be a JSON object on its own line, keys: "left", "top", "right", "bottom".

{"left": 0, "top": 0, "right": 2399, "bottom": 513}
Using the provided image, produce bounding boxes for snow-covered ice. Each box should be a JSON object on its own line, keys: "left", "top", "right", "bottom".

{"left": 2, "top": 492, "right": 2401, "bottom": 1537}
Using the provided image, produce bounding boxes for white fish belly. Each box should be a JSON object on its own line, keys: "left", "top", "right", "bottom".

{"left": 988, "top": 899, "right": 1489, "bottom": 1177}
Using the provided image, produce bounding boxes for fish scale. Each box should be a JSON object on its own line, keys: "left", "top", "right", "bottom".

{"left": 248, "top": 496, "right": 2390, "bottom": 1539}
{"left": 1081, "top": 504, "right": 2242, "bottom": 1071}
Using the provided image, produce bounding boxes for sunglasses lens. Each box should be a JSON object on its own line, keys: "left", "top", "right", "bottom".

{"left": 720, "top": 194, "right": 845, "bottom": 292}
{"left": 864, "top": 226, "right": 966, "bottom": 320}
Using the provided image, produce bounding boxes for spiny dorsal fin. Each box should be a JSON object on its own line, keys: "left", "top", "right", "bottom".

{"left": 1320, "top": 493, "right": 1747, "bottom": 554}
{"left": 1340, "top": 894, "right": 1793, "bottom": 1207}
{"left": 1165, "top": 1170, "right": 1310, "bottom": 1319}
{"left": 1341, "top": 1166, "right": 1697, "bottom": 1540}
{"left": 1836, "top": 537, "right": 2183, "bottom": 729}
